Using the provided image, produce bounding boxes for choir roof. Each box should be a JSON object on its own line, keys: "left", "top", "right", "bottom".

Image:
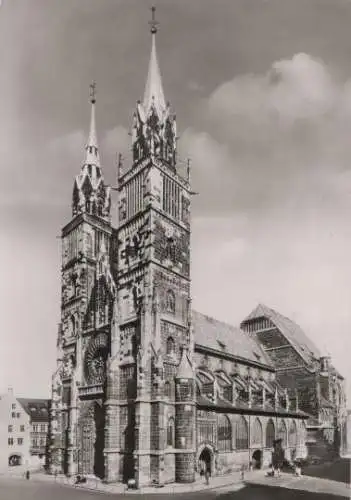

{"left": 241, "top": 303, "right": 322, "bottom": 365}
{"left": 192, "top": 310, "right": 272, "bottom": 368}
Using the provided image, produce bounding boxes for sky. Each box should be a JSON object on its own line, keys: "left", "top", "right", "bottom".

{"left": 1, "top": 0, "right": 351, "bottom": 403}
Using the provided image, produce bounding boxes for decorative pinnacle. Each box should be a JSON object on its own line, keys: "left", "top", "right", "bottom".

{"left": 149, "top": 6, "right": 159, "bottom": 34}
{"left": 90, "top": 81, "right": 96, "bottom": 104}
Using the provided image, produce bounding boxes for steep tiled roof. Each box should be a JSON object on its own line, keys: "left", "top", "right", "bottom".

{"left": 192, "top": 310, "right": 272, "bottom": 367}
{"left": 18, "top": 398, "right": 50, "bottom": 422}
{"left": 241, "top": 304, "right": 321, "bottom": 365}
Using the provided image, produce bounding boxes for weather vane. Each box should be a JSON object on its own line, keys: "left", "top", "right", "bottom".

{"left": 90, "top": 81, "right": 96, "bottom": 104}
{"left": 149, "top": 6, "right": 159, "bottom": 34}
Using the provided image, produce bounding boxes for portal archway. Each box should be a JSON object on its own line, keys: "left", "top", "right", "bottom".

{"left": 9, "top": 454, "right": 22, "bottom": 466}
{"left": 78, "top": 401, "right": 105, "bottom": 478}
{"left": 197, "top": 444, "right": 215, "bottom": 475}
{"left": 252, "top": 449, "right": 262, "bottom": 469}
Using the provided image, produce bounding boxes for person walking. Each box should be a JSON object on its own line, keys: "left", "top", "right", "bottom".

{"left": 204, "top": 464, "right": 211, "bottom": 485}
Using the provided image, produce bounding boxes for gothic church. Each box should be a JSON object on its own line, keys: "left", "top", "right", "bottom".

{"left": 49, "top": 11, "right": 310, "bottom": 486}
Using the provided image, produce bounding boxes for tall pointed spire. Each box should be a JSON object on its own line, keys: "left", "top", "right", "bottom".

{"left": 85, "top": 81, "right": 100, "bottom": 168}
{"left": 131, "top": 7, "right": 177, "bottom": 167}
{"left": 143, "top": 7, "right": 166, "bottom": 118}
{"left": 72, "top": 83, "right": 111, "bottom": 221}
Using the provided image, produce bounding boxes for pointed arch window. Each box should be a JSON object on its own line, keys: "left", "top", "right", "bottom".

{"left": 218, "top": 414, "right": 232, "bottom": 451}
{"left": 167, "top": 417, "right": 175, "bottom": 447}
{"left": 252, "top": 417, "right": 263, "bottom": 447}
{"left": 277, "top": 420, "right": 287, "bottom": 448}
{"left": 266, "top": 419, "right": 275, "bottom": 448}
{"left": 166, "top": 337, "right": 175, "bottom": 356}
{"left": 86, "top": 233, "right": 93, "bottom": 258}
{"left": 69, "top": 315, "right": 76, "bottom": 337}
{"left": 165, "top": 289, "right": 176, "bottom": 313}
{"left": 164, "top": 381, "right": 172, "bottom": 399}
{"left": 289, "top": 420, "right": 297, "bottom": 448}
{"left": 236, "top": 416, "right": 248, "bottom": 450}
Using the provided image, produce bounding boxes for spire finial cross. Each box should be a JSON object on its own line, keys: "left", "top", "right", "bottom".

{"left": 90, "top": 81, "right": 96, "bottom": 104}
{"left": 149, "top": 6, "right": 159, "bottom": 34}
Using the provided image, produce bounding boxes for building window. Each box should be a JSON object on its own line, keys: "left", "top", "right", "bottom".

{"left": 218, "top": 414, "right": 232, "bottom": 451}
{"left": 289, "top": 420, "right": 297, "bottom": 449}
{"left": 277, "top": 420, "right": 287, "bottom": 448}
{"left": 8, "top": 438, "right": 13, "bottom": 446}
{"left": 33, "top": 424, "right": 38, "bottom": 432}
{"left": 266, "top": 419, "right": 275, "bottom": 448}
{"left": 11, "top": 412, "right": 15, "bottom": 418}
{"left": 16, "top": 413, "right": 20, "bottom": 418}
{"left": 166, "top": 336, "right": 175, "bottom": 356}
{"left": 165, "top": 290, "right": 176, "bottom": 313}
{"left": 236, "top": 416, "right": 248, "bottom": 450}
{"left": 39, "top": 438, "right": 45, "bottom": 447}
{"left": 11, "top": 403, "right": 16, "bottom": 410}
{"left": 86, "top": 233, "right": 93, "bottom": 258}
{"left": 40, "top": 424, "right": 46, "bottom": 432}
{"left": 20, "top": 425, "right": 25, "bottom": 432}
{"left": 164, "top": 381, "right": 172, "bottom": 399}
{"left": 167, "top": 417, "right": 175, "bottom": 447}
{"left": 8, "top": 425, "right": 13, "bottom": 433}
{"left": 33, "top": 438, "right": 38, "bottom": 448}
{"left": 252, "top": 418, "right": 263, "bottom": 447}
{"left": 17, "top": 438, "right": 23, "bottom": 445}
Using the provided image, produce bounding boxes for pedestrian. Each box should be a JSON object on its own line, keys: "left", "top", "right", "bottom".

{"left": 294, "top": 460, "right": 302, "bottom": 477}
{"left": 25, "top": 470, "right": 30, "bottom": 480}
{"left": 204, "top": 466, "right": 211, "bottom": 485}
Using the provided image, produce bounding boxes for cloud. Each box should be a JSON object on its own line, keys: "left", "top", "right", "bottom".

{"left": 183, "top": 54, "right": 351, "bottom": 400}
{"left": 180, "top": 53, "right": 351, "bottom": 216}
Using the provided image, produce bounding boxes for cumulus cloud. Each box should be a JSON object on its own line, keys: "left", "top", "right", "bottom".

{"left": 182, "top": 53, "right": 351, "bottom": 397}
{"left": 180, "top": 53, "right": 351, "bottom": 215}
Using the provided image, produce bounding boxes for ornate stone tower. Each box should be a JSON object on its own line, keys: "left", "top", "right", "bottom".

{"left": 116, "top": 8, "right": 193, "bottom": 486}
{"left": 50, "top": 86, "right": 116, "bottom": 478}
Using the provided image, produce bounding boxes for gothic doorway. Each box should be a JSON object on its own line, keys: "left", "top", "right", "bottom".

{"left": 78, "top": 402, "right": 105, "bottom": 479}
{"left": 252, "top": 449, "right": 262, "bottom": 469}
{"left": 198, "top": 447, "right": 213, "bottom": 475}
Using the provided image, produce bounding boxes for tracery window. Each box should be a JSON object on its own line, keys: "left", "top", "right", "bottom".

{"left": 164, "top": 381, "right": 172, "bottom": 399}
{"left": 166, "top": 336, "right": 175, "bottom": 356}
{"left": 236, "top": 416, "right": 248, "bottom": 450}
{"left": 69, "top": 315, "right": 76, "bottom": 337}
{"left": 86, "top": 233, "right": 93, "bottom": 258}
{"left": 167, "top": 417, "right": 175, "bottom": 447}
{"left": 165, "top": 289, "right": 176, "bottom": 313}
{"left": 252, "top": 417, "right": 263, "bottom": 447}
{"left": 266, "top": 419, "right": 275, "bottom": 448}
{"left": 289, "top": 420, "right": 297, "bottom": 448}
{"left": 218, "top": 414, "right": 232, "bottom": 451}
{"left": 277, "top": 420, "right": 287, "bottom": 447}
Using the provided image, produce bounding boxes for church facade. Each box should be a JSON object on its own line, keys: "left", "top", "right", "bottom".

{"left": 48, "top": 13, "right": 310, "bottom": 486}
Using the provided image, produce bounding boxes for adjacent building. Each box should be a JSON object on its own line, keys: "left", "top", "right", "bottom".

{"left": 0, "top": 390, "right": 50, "bottom": 470}
{"left": 241, "top": 304, "right": 347, "bottom": 459}
{"left": 0, "top": 389, "right": 31, "bottom": 470}
{"left": 47, "top": 9, "right": 344, "bottom": 487}
{"left": 18, "top": 398, "right": 50, "bottom": 465}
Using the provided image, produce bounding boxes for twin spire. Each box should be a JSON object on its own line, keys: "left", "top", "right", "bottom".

{"left": 143, "top": 6, "right": 167, "bottom": 118}
{"left": 72, "top": 82, "right": 111, "bottom": 221}
{"left": 72, "top": 7, "right": 176, "bottom": 219}
{"left": 132, "top": 6, "right": 177, "bottom": 166}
